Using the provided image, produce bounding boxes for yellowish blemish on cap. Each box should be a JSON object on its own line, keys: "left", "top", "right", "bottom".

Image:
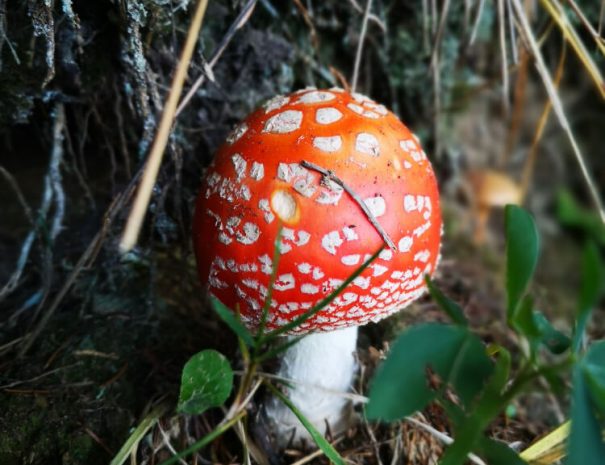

{"left": 392, "top": 157, "right": 402, "bottom": 171}
{"left": 271, "top": 189, "right": 300, "bottom": 224}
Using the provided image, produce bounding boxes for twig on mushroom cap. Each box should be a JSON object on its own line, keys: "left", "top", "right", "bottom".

{"left": 300, "top": 160, "right": 397, "bottom": 250}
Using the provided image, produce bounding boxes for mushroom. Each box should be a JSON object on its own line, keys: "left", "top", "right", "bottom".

{"left": 192, "top": 88, "right": 442, "bottom": 445}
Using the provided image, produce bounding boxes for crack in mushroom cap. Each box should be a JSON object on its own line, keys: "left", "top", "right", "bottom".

{"left": 193, "top": 88, "right": 442, "bottom": 335}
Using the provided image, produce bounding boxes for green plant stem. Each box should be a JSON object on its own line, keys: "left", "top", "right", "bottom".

{"left": 157, "top": 410, "right": 246, "bottom": 465}
{"left": 110, "top": 403, "right": 170, "bottom": 465}
{"left": 505, "top": 358, "right": 573, "bottom": 402}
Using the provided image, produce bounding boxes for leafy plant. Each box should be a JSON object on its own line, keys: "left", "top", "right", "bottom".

{"left": 111, "top": 206, "right": 604, "bottom": 465}
{"left": 147, "top": 231, "right": 383, "bottom": 465}
{"left": 367, "top": 205, "right": 605, "bottom": 464}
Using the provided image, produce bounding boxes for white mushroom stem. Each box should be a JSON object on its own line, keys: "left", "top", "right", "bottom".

{"left": 263, "top": 326, "right": 358, "bottom": 445}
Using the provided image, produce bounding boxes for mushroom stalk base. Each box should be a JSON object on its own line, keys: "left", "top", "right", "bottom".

{"left": 263, "top": 326, "right": 358, "bottom": 446}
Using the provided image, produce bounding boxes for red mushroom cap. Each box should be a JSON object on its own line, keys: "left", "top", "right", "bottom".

{"left": 193, "top": 88, "right": 442, "bottom": 334}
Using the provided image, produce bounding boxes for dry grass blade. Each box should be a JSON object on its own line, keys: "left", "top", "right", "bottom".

{"left": 351, "top": 0, "right": 373, "bottom": 92}
{"left": 519, "top": 421, "right": 569, "bottom": 464}
{"left": 119, "top": 0, "right": 209, "bottom": 253}
{"left": 597, "top": 0, "right": 605, "bottom": 37}
{"left": 176, "top": 0, "right": 258, "bottom": 116}
{"left": 0, "top": 166, "right": 36, "bottom": 301}
{"left": 564, "top": 0, "right": 605, "bottom": 54}
{"left": 520, "top": 43, "right": 567, "bottom": 200}
{"left": 289, "top": 437, "right": 346, "bottom": 465}
{"left": 540, "top": 0, "right": 605, "bottom": 98}
{"left": 110, "top": 403, "right": 170, "bottom": 465}
{"left": 403, "top": 416, "right": 487, "bottom": 465}
{"left": 347, "top": 0, "right": 386, "bottom": 31}
{"left": 512, "top": 0, "right": 605, "bottom": 224}
{"left": 498, "top": 0, "right": 510, "bottom": 112}
{"left": 470, "top": 0, "right": 487, "bottom": 44}
{"left": 506, "top": 0, "right": 519, "bottom": 63}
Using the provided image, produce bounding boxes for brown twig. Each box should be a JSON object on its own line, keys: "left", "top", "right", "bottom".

{"left": 293, "top": 0, "right": 319, "bottom": 50}
{"left": 84, "top": 428, "right": 113, "bottom": 455}
{"left": 498, "top": 0, "right": 510, "bottom": 113}
{"left": 512, "top": 0, "right": 605, "bottom": 223}
{"left": 19, "top": 175, "right": 140, "bottom": 357}
{"left": 351, "top": 0, "right": 374, "bottom": 92}
{"left": 501, "top": 48, "right": 530, "bottom": 166}
{"left": 597, "top": 0, "right": 605, "bottom": 37}
{"left": 0, "top": 363, "right": 80, "bottom": 390}
{"left": 470, "top": 0, "right": 487, "bottom": 44}
{"left": 176, "top": 0, "right": 258, "bottom": 116}
{"left": 119, "top": 0, "right": 210, "bottom": 253}
{"left": 565, "top": 0, "right": 605, "bottom": 51}
{"left": 519, "top": 42, "right": 567, "bottom": 200}
{"left": 299, "top": 160, "right": 397, "bottom": 250}
{"left": 347, "top": 0, "right": 386, "bottom": 32}
{"left": 0, "top": 166, "right": 36, "bottom": 302}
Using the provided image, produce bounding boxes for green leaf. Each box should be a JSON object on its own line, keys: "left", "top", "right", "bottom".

{"left": 266, "top": 383, "right": 345, "bottom": 465}
{"left": 440, "top": 349, "right": 511, "bottom": 465}
{"left": 511, "top": 296, "right": 541, "bottom": 340}
{"left": 366, "top": 324, "right": 493, "bottom": 421}
{"left": 505, "top": 205, "right": 540, "bottom": 320}
{"left": 477, "top": 437, "right": 527, "bottom": 465}
{"left": 573, "top": 242, "right": 605, "bottom": 352}
{"left": 256, "top": 335, "right": 305, "bottom": 363}
{"left": 557, "top": 190, "right": 605, "bottom": 246}
{"left": 210, "top": 297, "right": 254, "bottom": 347}
{"left": 567, "top": 361, "right": 605, "bottom": 465}
{"left": 582, "top": 341, "right": 605, "bottom": 413}
{"left": 532, "top": 312, "right": 570, "bottom": 355}
{"left": 425, "top": 276, "right": 468, "bottom": 326}
{"left": 512, "top": 297, "right": 569, "bottom": 355}
{"left": 177, "top": 349, "right": 233, "bottom": 415}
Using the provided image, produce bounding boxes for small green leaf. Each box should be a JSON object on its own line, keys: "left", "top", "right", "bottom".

{"left": 567, "top": 361, "right": 605, "bottom": 465}
{"left": 511, "top": 296, "right": 541, "bottom": 340}
{"left": 512, "top": 297, "right": 569, "bottom": 355}
{"left": 177, "top": 349, "right": 233, "bottom": 415}
{"left": 266, "top": 383, "right": 345, "bottom": 465}
{"left": 582, "top": 341, "right": 605, "bottom": 413}
{"left": 557, "top": 190, "right": 605, "bottom": 246}
{"left": 532, "top": 312, "right": 570, "bottom": 355}
{"left": 505, "top": 205, "right": 540, "bottom": 320}
{"left": 366, "top": 324, "right": 493, "bottom": 421}
{"left": 425, "top": 276, "right": 468, "bottom": 326}
{"left": 477, "top": 437, "right": 527, "bottom": 465}
{"left": 573, "top": 241, "right": 605, "bottom": 352}
{"left": 210, "top": 297, "right": 254, "bottom": 347}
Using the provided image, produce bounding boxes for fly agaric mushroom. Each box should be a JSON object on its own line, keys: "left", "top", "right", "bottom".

{"left": 192, "top": 88, "right": 442, "bottom": 443}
